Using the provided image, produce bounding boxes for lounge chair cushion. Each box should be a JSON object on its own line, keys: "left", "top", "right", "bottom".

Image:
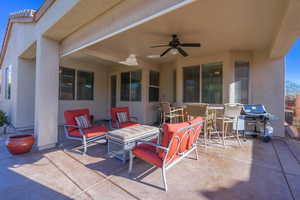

{"left": 75, "top": 115, "right": 91, "bottom": 128}
{"left": 159, "top": 122, "right": 190, "bottom": 160}
{"left": 117, "top": 112, "right": 128, "bottom": 123}
{"left": 69, "top": 126, "right": 108, "bottom": 138}
{"left": 133, "top": 139, "right": 162, "bottom": 167}
{"left": 64, "top": 109, "right": 91, "bottom": 132}
{"left": 135, "top": 138, "right": 158, "bottom": 152}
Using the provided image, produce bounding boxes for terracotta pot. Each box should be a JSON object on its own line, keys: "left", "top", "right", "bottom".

{"left": 6, "top": 134, "right": 34, "bottom": 155}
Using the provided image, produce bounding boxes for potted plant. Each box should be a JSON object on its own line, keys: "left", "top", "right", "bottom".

{"left": 0, "top": 110, "right": 34, "bottom": 155}
{"left": 0, "top": 110, "right": 8, "bottom": 136}
{"left": 6, "top": 134, "right": 35, "bottom": 155}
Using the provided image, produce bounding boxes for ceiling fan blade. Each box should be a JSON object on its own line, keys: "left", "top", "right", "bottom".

{"left": 150, "top": 44, "right": 169, "bottom": 48}
{"left": 177, "top": 47, "right": 188, "bottom": 57}
{"left": 180, "top": 43, "right": 201, "bottom": 47}
{"left": 160, "top": 48, "right": 172, "bottom": 57}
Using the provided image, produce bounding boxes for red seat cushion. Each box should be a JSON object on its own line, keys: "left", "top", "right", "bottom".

{"left": 111, "top": 107, "right": 130, "bottom": 128}
{"left": 119, "top": 121, "right": 140, "bottom": 128}
{"left": 69, "top": 126, "right": 108, "bottom": 138}
{"left": 133, "top": 145, "right": 163, "bottom": 167}
{"left": 135, "top": 138, "right": 158, "bottom": 152}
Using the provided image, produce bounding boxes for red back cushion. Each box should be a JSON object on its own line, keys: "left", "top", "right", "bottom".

{"left": 111, "top": 107, "right": 130, "bottom": 127}
{"left": 187, "top": 117, "right": 203, "bottom": 149}
{"left": 64, "top": 109, "right": 90, "bottom": 132}
{"left": 159, "top": 122, "right": 190, "bottom": 161}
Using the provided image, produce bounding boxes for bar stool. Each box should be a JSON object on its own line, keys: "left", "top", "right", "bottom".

{"left": 160, "top": 102, "right": 184, "bottom": 124}
{"left": 219, "top": 103, "right": 243, "bottom": 146}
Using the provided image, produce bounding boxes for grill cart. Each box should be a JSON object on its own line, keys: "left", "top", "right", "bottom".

{"left": 242, "top": 104, "right": 278, "bottom": 142}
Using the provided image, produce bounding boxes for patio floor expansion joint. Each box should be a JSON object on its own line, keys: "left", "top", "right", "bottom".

{"left": 62, "top": 149, "right": 141, "bottom": 200}
{"left": 44, "top": 155, "right": 94, "bottom": 200}
{"left": 271, "top": 140, "right": 296, "bottom": 200}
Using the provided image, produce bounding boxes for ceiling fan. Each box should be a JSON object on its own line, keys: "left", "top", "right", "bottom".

{"left": 150, "top": 34, "right": 201, "bottom": 57}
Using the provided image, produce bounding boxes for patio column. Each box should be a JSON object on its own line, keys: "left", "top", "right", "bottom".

{"left": 34, "top": 37, "right": 59, "bottom": 150}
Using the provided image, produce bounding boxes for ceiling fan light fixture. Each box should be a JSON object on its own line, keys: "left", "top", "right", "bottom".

{"left": 150, "top": 34, "right": 201, "bottom": 57}
{"left": 170, "top": 48, "right": 178, "bottom": 55}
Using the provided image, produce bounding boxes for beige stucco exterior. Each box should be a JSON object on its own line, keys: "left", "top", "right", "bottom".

{"left": 0, "top": 0, "right": 299, "bottom": 149}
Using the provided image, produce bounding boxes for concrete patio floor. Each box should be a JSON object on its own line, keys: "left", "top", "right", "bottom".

{"left": 1, "top": 134, "right": 300, "bottom": 200}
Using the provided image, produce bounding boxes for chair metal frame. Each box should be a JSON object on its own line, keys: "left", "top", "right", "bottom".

{"left": 63, "top": 124, "right": 107, "bottom": 154}
{"left": 128, "top": 121, "right": 203, "bottom": 191}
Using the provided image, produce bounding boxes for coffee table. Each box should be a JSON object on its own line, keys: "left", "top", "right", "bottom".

{"left": 106, "top": 125, "right": 160, "bottom": 163}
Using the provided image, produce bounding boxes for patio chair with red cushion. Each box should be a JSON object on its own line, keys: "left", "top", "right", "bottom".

{"left": 64, "top": 109, "right": 108, "bottom": 154}
{"left": 128, "top": 117, "right": 203, "bottom": 191}
{"left": 111, "top": 107, "right": 140, "bottom": 129}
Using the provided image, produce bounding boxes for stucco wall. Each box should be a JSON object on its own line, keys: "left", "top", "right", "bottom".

{"left": 251, "top": 50, "right": 285, "bottom": 136}
{"left": 15, "top": 58, "right": 36, "bottom": 128}
{"left": 0, "top": 25, "right": 18, "bottom": 125}
{"left": 160, "top": 61, "right": 177, "bottom": 103}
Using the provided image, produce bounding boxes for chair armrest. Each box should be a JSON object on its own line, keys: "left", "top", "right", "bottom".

{"left": 63, "top": 124, "right": 85, "bottom": 136}
{"left": 136, "top": 140, "right": 169, "bottom": 151}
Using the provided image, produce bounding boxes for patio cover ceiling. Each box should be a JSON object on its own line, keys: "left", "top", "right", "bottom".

{"left": 70, "top": 0, "right": 288, "bottom": 65}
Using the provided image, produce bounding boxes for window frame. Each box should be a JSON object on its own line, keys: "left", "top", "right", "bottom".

{"left": 149, "top": 70, "right": 160, "bottom": 102}
{"left": 59, "top": 67, "right": 94, "bottom": 101}
{"left": 76, "top": 70, "right": 94, "bottom": 101}
{"left": 5, "top": 66, "right": 11, "bottom": 100}
{"left": 120, "top": 70, "right": 142, "bottom": 102}
{"left": 234, "top": 61, "right": 250, "bottom": 104}
{"left": 183, "top": 65, "right": 200, "bottom": 103}
{"left": 201, "top": 62, "right": 223, "bottom": 104}
{"left": 59, "top": 67, "right": 75, "bottom": 100}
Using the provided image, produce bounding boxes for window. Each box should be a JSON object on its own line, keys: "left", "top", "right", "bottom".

{"left": 202, "top": 63, "right": 223, "bottom": 104}
{"left": 5, "top": 66, "right": 11, "bottom": 100}
{"left": 149, "top": 71, "right": 160, "bottom": 102}
{"left": 234, "top": 61, "right": 249, "bottom": 104}
{"left": 59, "top": 67, "right": 94, "bottom": 100}
{"left": 59, "top": 67, "right": 75, "bottom": 100}
{"left": 121, "top": 70, "right": 142, "bottom": 101}
{"left": 183, "top": 66, "right": 200, "bottom": 102}
{"left": 121, "top": 72, "right": 130, "bottom": 101}
{"left": 77, "top": 70, "right": 94, "bottom": 100}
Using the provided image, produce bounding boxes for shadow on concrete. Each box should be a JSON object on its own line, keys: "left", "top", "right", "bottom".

{"left": 0, "top": 137, "right": 73, "bottom": 200}
{"left": 199, "top": 138, "right": 296, "bottom": 200}
{"left": 0, "top": 152, "right": 71, "bottom": 200}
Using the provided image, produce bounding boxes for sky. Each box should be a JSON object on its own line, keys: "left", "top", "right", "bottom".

{"left": 286, "top": 39, "right": 300, "bottom": 84}
{"left": 0, "top": 0, "right": 44, "bottom": 46}
{"left": 0, "top": 1, "right": 299, "bottom": 84}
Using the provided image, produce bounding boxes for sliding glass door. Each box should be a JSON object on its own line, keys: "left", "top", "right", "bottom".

{"left": 202, "top": 63, "right": 223, "bottom": 104}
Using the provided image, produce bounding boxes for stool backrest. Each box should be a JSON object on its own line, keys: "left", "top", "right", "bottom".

{"left": 186, "top": 103, "right": 208, "bottom": 118}
{"left": 160, "top": 102, "right": 171, "bottom": 113}
{"left": 224, "top": 104, "right": 242, "bottom": 118}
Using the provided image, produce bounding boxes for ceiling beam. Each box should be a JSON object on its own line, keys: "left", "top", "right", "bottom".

{"left": 60, "top": 0, "right": 196, "bottom": 57}
{"left": 270, "top": 0, "right": 300, "bottom": 58}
